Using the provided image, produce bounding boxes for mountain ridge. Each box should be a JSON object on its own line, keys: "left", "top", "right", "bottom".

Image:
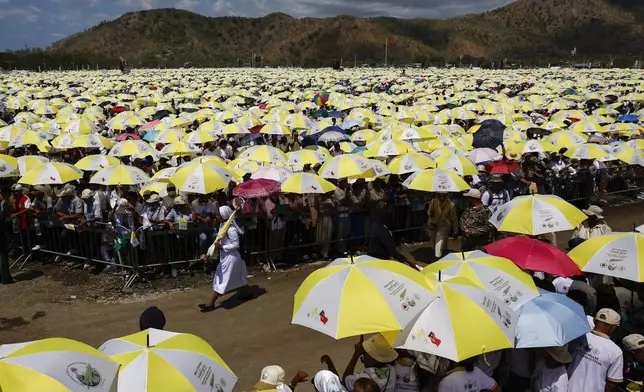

{"left": 40, "top": 0, "right": 644, "bottom": 67}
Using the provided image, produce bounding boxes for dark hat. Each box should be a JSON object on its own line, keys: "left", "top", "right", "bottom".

{"left": 139, "top": 306, "right": 166, "bottom": 331}
{"left": 489, "top": 174, "right": 503, "bottom": 183}
{"left": 567, "top": 237, "right": 586, "bottom": 251}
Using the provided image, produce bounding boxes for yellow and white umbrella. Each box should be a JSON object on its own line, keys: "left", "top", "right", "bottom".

{"left": 198, "top": 120, "right": 226, "bottom": 134}
{"left": 108, "top": 140, "right": 156, "bottom": 157}
{"left": 616, "top": 147, "right": 644, "bottom": 166}
{"left": 433, "top": 154, "right": 478, "bottom": 176}
{"left": 9, "top": 130, "right": 49, "bottom": 147}
{"left": 75, "top": 155, "right": 121, "bottom": 171}
{"left": 108, "top": 114, "right": 145, "bottom": 130}
{"left": 317, "top": 154, "right": 373, "bottom": 179}
{"left": 17, "top": 155, "right": 49, "bottom": 175}
{"left": 282, "top": 173, "right": 336, "bottom": 194}
{"left": 19, "top": 162, "right": 83, "bottom": 185}
{"left": 151, "top": 167, "right": 179, "bottom": 182}
{"left": 393, "top": 277, "right": 518, "bottom": 362}
{"left": 490, "top": 194, "right": 587, "bottom": 235}
{"left": 423, "top": 251, "right": 539, "bottom": 310}
{"left": 71, "top": 134, "right": 114, "bottom": 149}
{"left": 0, "top": 154, "right": 18, "bottom": 177}
{"left": 219, "top": 123, "right": 249, "bottom": 136}
{"left": 563, "top": 143, "right": 609, "bottom": 160}
{"left": 170, "top": 164, "right": 237, "bottom": 194}
{"left": 508, "top": 140, "right": 557, "bottom": 155}
{"left": 159, "top": 142, "right": 200, "bottom": 156}
{"left": 569, "top": 233, "right": 644, "bottom": 282}
{"left": 182, "top": 130, "right": 216, "bottom": 145}
{"left": 140, "top": 181, "right": 170, "bottom": 197}
{"left": 387, "top": 153, "right": 436, "bottom": 175}
{"left": 350, "top": 129, "right": 377, "bottom": 143}
{"left": 286, "top": 150, "right": 327, "bottom": 166}
{"left": 547, "top": 130, "right": 588, "bottom": 149}
{"left": 365, "top": 140, "right": 416, "bottom": 157}
{"left": 237, "top": 145, "right": 287, "bottom": 164}
{"left": 260, "top": 122, "right": 292, "bottom": 136}
{"left": 293, "top": 255, "right": 436, "bottom": 339}
{"left": 90, "top": 164, "right": 151, "bottom": 185}
{"left": 402, "top": 169, "right": 471, "bottom": 192}
{"left": 154, "top": 129, "right": 186, "bottom": 144}
{"left": 0, "top": 338, "right": 119, "bottom": 392}
{"left": 63, "top": 119, "right": 99, "bottom": 134}
{"left": 51, "top": 133, "right": 81, "bottom": 149}
{"left": 99, "top": 328, "right": 237, "bottom": 392}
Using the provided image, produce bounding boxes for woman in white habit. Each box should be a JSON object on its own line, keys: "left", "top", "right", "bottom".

{"left": 199, "top": 205, "right": 249, "bottom": 313}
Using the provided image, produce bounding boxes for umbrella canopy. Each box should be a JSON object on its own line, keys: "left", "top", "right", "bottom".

{"left": 292, "top": 255, "right": 436, "bottom": 339}
{"left": 568, "top": 232, "right": 644, "bottom": 282}
{"left": 237, "top": 145, "right": 287, "bottom": 164}
{"left": 250, "top": 166, "right": 293, "bottom": 183}
{"left": 0, "top": 154, "right": 18, "bottom": 177}
{"left": 423, "top": 251, "right": 539, "bottom": 310}
{"left": 99, "top": 328, "right": 237, "bottom": 392}
{"left": 281, "top": 173, "right": 336, "bottom": 194}
{"left": 484, "top": 236, "right": 582, "bottom": 276}
{"left": 0, "top": 338, "right": 119, "bottom": 392}
{"left": 433, "top": 154, "right": 478, "bottom": 176}
{"left": 19, "top": 162, "right": 83, "bottom": 185}
{"left": 387, "top": 153, "right": 436, "bottom": 175}
{"left": 109, "top": 140, "right": 155, "bottom": 157}
{"left": 472, "top": 119, "right": 505, "bottom": 149}
{"left": 393, "top": 277, "right": 518, "bottom": 362}
{"left": 232, "top": 179, "right": 280, "bottom": 198}
{"left": 317, "top": 155, "right": 373, "bottom": 179}
{"left": 486, "top": 160, "right": 522, "bottom": 174}
{"left": 17, "top": 155, "right": 49, "bottom": 175}
{"left": 490, "top": 194, "right": 588, "bottom": 235}
{"left": 170, "top": 164, "right": 237, "bottom": 194}
{"left": 90, "top": 164, "right": 151, "bottom": 185}
{"left": 402, "top": 169, "right": 471, "bottom": 192}
{"left": 467, "top": 148, "right": 501, "bottom": 164}
{"left": 75, "top": 155, "right": 121, "bottom": 171}
{"left": 515, "top": 289, "right": 592, "bottom": 348}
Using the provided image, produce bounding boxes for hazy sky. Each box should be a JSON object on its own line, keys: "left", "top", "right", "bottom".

{"left": 0, "top": 0, "right": 516, "bottom": 50}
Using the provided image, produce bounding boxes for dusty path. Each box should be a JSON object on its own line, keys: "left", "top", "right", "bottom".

{"left": 1, "top": 203, "right": 643, "bottom": 391}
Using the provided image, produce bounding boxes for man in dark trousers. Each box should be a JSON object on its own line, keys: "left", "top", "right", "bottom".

{"left": 0, "top": 186, "right": 13, "bottom": 284}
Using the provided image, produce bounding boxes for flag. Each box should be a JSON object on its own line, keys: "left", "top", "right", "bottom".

{"left": 387, "top": 39, "right": 394, "bottom": 47}
{"left": 130, "top": 231, "right": 139, "bottom": 248}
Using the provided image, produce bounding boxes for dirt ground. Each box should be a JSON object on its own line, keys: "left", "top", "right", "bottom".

{"left": 1, "top": 203, "right": 644, "bottom": 391}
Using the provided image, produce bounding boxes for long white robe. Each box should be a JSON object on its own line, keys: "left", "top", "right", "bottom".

{"left": 212, "top": 226, "right": 248, "bottom": 294}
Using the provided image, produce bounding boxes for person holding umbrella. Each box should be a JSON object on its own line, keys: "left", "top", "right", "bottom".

{"left": 531, "top": 346, "right": 571, "bottom": 392}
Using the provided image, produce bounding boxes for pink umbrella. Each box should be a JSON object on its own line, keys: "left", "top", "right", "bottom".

{"left": 140, "top": 120, "right": 161, "bottom": 131}
{"left": 484, "top": 236, "right": 582, "bottom": 277}
{"left": 115, "top": 133, "right": 141, "bottom": 141}
{"left": 232, "top": 179, "right": 280, "bottom": 199}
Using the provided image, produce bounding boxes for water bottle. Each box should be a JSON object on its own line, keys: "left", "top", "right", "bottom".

{"left": 34, "top": 218, "right": 42, "bottom": 236}
{"left": 12, "top": 217, "right": 19, "bottom": 234}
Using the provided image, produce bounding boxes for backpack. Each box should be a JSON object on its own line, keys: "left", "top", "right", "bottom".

{"left": 484, "top": 189, "right": 509, "bottom": 209}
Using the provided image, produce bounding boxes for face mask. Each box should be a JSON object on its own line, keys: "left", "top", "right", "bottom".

{"left": 168, "top": 190, "right": 176, "bottom": 197}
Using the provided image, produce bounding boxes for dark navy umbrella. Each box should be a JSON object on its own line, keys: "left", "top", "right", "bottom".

{"left": 473, "top": 119, "right": 505, "bottom": 149}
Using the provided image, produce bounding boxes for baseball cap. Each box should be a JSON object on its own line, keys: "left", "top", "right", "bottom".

{"left": 254, "top": 365, "right": 286, "bottom": 390}
{"left": 10, "top": 184, "right": 22, "bottom": 192}
{"left": 463, "top": 189, "right": 481, "bottom": 199}
{"left": 623, "top": 334, "right": 644, "bottom": 351}
{"left": 80, "top": 189, "right": 94, "bottom": 199}
{"left": 146, "top": 194, "right": 161, "bottom": 203}
{"left": 595, "top": 308, "right": 621, "bottom": 326}
{"left": 174, "top": 196, "right": 187, "bottom": 205}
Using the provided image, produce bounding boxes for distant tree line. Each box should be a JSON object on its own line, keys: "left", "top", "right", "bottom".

{"left": 0, "top": 48, "right": 117, "bottom": 71}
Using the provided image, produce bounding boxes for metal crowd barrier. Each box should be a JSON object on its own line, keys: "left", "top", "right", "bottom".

{"left": 6, "top": 164, "right": 644, "bottom": 288}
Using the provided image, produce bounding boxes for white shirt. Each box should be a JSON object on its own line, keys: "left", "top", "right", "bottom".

{"left": 394, "top": 361, "right": 419, "bottom": 392}
{"left": 531, "top": 360, "right": 568, "bottom": 392}
{"left": 567, "top": 331, "right": 623, "bottom": 392}
{"left": 438, "top": 367, "right": 496, "bottom": 392}
{"left": 345, "top": 365, "right": 396, "bottom": 392}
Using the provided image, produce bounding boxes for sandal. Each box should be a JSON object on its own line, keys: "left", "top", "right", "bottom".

{"left": 200, "top": 305, "right": 216, "bottom": 313}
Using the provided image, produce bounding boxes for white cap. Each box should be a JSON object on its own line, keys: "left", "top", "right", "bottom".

{"left": 552, "top": 277, "right": 573, "bottom": 295}
{"left": 254, "top": 365, "right": 286, "bottom": 390}
{"left": 80, "top": 189, "right": 94, "bottom": 199}
{"left": 463, "top": 188, "right": 481, "bottom": 199}
{"left": 10, "top": 184, "right": 22, "bottom": 192}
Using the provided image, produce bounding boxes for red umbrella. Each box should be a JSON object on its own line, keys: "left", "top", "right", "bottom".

{"left": 232, "top": 179, "right": 280, "bottom": 199}
{"left": 140, "top": 120, "right": 161, "bottom": 131}
{"left": 249, "top": 125, "right": 264, "bottom": 134}
{"left": 486, "top": 160, "right": 522, "bottom": 174}
{"left": 112, "top": 106, "right": 126, "bottom": 113}
{"left": 484, "top": 236, "right": 582, "bottom": 277}
{"left": 115, "top": 133, "right": 141, "bottom": 141}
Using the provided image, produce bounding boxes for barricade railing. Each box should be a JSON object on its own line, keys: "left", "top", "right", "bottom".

{"left": 6, "top": 164, "right": 644, "bottom": 287}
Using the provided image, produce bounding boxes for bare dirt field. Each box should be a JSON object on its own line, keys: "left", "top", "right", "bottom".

{"left": 1, "top": 203, "right": 643, "bottom": 391}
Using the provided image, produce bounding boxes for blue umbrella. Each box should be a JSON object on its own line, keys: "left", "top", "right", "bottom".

{"left": 341, "top": 119, "right": 363, "bottom": 130}
{"left": 515, "top": 289, "right": 591, "bottom": 348}
{"left": 617, "top": 114, "right": 640, "bottom": 123}
{"left": 142, "top": 130, "right": 160, "bottom": 142}
{"left": 327, "top": 111, "right": 343, "bottom": 118}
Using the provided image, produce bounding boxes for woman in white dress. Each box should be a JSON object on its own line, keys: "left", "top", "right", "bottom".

{"left": 199, "top": 205, "right": 249, "bottom": 313}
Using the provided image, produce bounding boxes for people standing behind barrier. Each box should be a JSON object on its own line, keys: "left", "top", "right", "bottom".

{"left": 427, "top": 193, "right": 457, "bottom": 259}
{"left": 459, "top": 189, "right": 494, "bottom": 252}
{"left": 79, "top": 188, "right": 104, "bottom": 269}
{"left": 333, "top": 180, "right": 351, "bottom": 255}
{"left": 522, "top": 153, "right": 550, "bottom": 195}
{"left": 53, "top": 186, "right": 83, "bottom": 261}
{"left": 314, "top": 192, "right": 335, "bottom": 260}
{"left": 481, "top": 174, "right": 509, "bottom": 214}
{"left": 192, "top": 193, "right": 218, "bottom": 257}
{"left": 0, "top": 187, "right": 13, "bottom": 284}
{"left": 9, "top": 184, "right": 30, "bottom": 257}
{"left": 109, "top": 198, "right": 139, "bottom": 272}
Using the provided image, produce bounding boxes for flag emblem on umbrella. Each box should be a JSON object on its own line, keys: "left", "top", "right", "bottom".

{"left": 67, "top": 362, "right": 102, "bottom": 388}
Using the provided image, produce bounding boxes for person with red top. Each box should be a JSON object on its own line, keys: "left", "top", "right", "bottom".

{"left": 9, "top": 184, "right": 31, "bottom": 256}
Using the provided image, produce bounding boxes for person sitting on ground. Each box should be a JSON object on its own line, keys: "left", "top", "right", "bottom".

{"left": 567, "top": 308, "right": 624, "bottom": 392}
{"left": 437, "top": 357, "right": 500, "bottom": 392}
{"left": 622, "top": 334, "right": 644, "bottom": 392}
{"left": 139, "top": 306, "right": 166, "bottom": 331}
{"left": 342, "top": 334, "right": 398, "bottom": 392}
{"left": 572, "top": 205, "right": 611, "bottom": 240}
{"left": 253, "top": 365, "right": 309, "bottom": 392}
{"left": 531, "top": 346, "right": 571, "bottom": 392}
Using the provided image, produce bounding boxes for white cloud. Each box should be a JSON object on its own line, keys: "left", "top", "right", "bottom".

{"left": 118, "top": 0, "right": 156, "bottom": 10}
{"left": 175, "top": 0, "right": 200, "bottom": 11}
{"left": 0, "top": 5, "right": 41, "bottom": 23}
